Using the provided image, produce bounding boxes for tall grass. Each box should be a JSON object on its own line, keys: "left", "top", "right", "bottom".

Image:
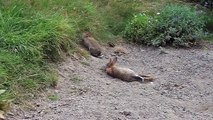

{"left": 0, "top": 0, "right": 108, "bottom": 110}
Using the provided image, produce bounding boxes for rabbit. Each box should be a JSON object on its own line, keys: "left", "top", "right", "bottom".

{"left": 82, "top": 32, "right": 102, "bottom": 57}
{"left": 106, "top": 57, "right": 155, "bottom": 83}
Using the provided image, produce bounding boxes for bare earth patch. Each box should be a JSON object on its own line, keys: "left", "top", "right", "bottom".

{"left": 7, "top": 43, "right": 213, "bottom": 120}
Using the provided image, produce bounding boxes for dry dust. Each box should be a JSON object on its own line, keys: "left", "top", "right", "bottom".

{"left": 7, "top": 43, "right": 213, "bottom": 120}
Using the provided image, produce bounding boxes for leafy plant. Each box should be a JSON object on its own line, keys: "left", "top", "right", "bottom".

{"left": 122, "top": 13, "right": 157, "bottom": 44}
{"left": 123, "top": 4, "right": 205, "bottom": 47}
{"left": 154, "top": 4, "right": 205, "bottom": 46}
{"left": 203, "top": 12, "right": 213, "bottom": 32}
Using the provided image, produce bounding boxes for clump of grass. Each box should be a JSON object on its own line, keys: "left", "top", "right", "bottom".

{"left": 0, "top": 89, "right": 11, "bottom": 113}
{"left": 202, "top": 12, "right": 213, "bottom": 42}
{"left": 76, "top": 48, "right": 90, "bottom": 59}
{"left": 70, "top": 75, "right": 84, "bottom": 83}
{"left": 80, "top": 61, "right": 90, "bottom": 66}
{"left": 0, "top": 0, "right": 78, "bottom": 107}
{"left": 0, "top": 0, "right": 117, "bottom": 106}
{"left": 48, "top": 94, "right": 60, "bottom": 101}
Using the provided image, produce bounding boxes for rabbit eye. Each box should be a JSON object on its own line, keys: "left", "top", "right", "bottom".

{"left": 106, "top": 63, "right": 110, "bottom": 67}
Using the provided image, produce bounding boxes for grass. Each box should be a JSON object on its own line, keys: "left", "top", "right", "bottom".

{"left": 80, "top": 61, "right": 90, "bottom": 66}
{"left": 48, "top": 94, "right": 60, "bottom": 101}
{"left": 204, "top": 12, "right": 213, "bottom": 42}
{"left": 70, "top": 75, "right": 84, "bottom": 83}
{"left": 76, "top": 48, "right": 91, "bottom": 59}
{"left": 0, "top": 0, "right": 89, "bottom": 109}
{"left": 93, "top": 0, "right": 174, "bottom": 35}
{"left": 204, "top": 34, "right": 213, "bottom": 42}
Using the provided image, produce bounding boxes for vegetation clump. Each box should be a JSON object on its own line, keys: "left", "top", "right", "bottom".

{"left": 123, "top": 4, "right": 206, "bottom": 47}
{"left": 0, "top": 0, "right": 105, "bottom": 105}
{"left": 122, "top": 13, "right": 157, "bottom": 44}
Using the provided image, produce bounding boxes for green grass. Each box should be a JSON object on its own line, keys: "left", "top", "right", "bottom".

{"left": 200, "top": 9, "right": 213, "bottom": 42}
{"left": 48, "top": 94, "right": 60, "bottom": 101}
{"left": 204, "top": 34, "right": 213, "bottom": 42}
{"left": 70, "top": 75, "right": 84, "bottom": 83}
{"left": 93, "top": 0, "right": 174, "bottom": 35}
{"left": 0, "top": 0, "right": 95, "bottom": 109}
{"left": 80, "top": 61, "right": 90, "bottom": 66}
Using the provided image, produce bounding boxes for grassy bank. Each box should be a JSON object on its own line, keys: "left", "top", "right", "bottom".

{"left": 0, "top": 0, "right": 108, "bottom": 109}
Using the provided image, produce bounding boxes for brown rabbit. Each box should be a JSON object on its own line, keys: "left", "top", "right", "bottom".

{"left": 82, "top": 32, "right": 102, "bottom": 57}
{"left": 106, "top": 57, "right": 155, "bottom": 83}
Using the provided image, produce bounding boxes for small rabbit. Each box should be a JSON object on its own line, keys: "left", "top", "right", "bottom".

{"left": 82, "top": 32, "right": 102, "bottom": 57}
{"left": 106, "top": 57, "right": 154, "bottom": 83}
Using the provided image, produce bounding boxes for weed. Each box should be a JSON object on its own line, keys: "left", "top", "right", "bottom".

{"left": 69, "top": 87, "right": 89, "bottom": 96}
{"left": 202, "top": 12, "right": 213, "bottom": 33}
{"left": 0, "top": 90, "right": 11, "bottom": 112}
{"left": 80, "top": 61, "right": 90, "bottom": 66}
{"left": 70, "top": 75, "right": 83, "bottom": 83}
{"left": 203, "top": 33, "right": 213, "bottom": 42}
{"left": 154, "top": 4, "right": 205, "bottom": 47}
{"left": 48, "top": 94, "right": 60, "bottom": 101}
{"left": 122, "top": 13, "right": 157, "bottom": 44}
{"left": 77, "top": 48, "right": 90, "bottom": 59}
{"left": 123, "top": 4, "right": 205, "bottom": 47}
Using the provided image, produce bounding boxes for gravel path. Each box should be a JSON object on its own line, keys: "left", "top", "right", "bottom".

{"left": 7, "top": 43, "right": 213, "bottom": 120}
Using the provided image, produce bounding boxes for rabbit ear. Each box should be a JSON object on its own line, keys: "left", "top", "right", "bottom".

{"left": 109, "top": 58, "right": 112, "bottom": 63}
{"left": 112, "top": 57, "right": 117, "bottom": 64}
{"left": 107, "top": 58, "right": 113, "bottom": 68}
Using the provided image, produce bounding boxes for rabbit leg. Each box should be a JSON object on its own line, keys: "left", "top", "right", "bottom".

{"left": 139, "top": 74, "right": 156, "bottom": 81}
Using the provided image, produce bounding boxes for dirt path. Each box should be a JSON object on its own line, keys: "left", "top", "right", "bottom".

{"left": 7, "top": 43, "right": 213, "bottom": 120}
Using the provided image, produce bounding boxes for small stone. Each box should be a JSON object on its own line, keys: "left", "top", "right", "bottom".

{"left": 161, "top": 91, "right": 166, "bottom": 95}
{"left": 120, "top": 111, "right": 131, "bottom": 116}
{"left": 183, "top": 107, "right": 186, "bottom": 111}
{"left": 159, "top": 47, "right": 169, "bottom": 54}
{"left": 106, "top": 82, "right": 111, "bottom": 85}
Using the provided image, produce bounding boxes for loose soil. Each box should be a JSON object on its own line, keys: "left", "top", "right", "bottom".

{"left": 7, "top": 43, "right": 213, "bottom": 120}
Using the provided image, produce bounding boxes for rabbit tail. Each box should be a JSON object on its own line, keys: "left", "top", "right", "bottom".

{"left": 131, "top": 76, "right": 144, "bottom": 83}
